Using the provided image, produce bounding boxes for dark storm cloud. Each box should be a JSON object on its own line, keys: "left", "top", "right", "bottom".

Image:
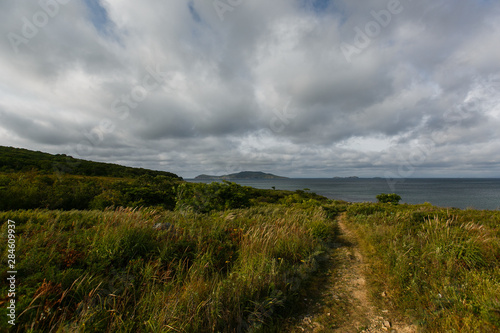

{"left": 1, "top": 0, "right": 499, "bottom": 177}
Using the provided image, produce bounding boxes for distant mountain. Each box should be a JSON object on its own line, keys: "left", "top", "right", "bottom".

{"left": 0, "top": 146, "right": 182, "bottom": 180}
{"left": 333, "top": 176, "right": 359, "bottom": 179}
{"left": 195, "top": 171, "right": 287, "bottom": 180}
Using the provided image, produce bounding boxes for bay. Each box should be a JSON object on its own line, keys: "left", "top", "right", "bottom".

{"left": 187, "top": 178, "right": 500, "bottom": 210}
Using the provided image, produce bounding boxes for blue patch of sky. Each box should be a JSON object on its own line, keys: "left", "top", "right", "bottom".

{"left": 83, "top": 0, "right": 111, "bottom": 34}
{"left": 186, "top": 1, "right": 214, "bottom": 49}
{"left": 188, "top": 1, "right": 202, "bottom": 23}
{"left": 299, "top": 0, "right": 335, "bottom": 14}
{"left": 310, "top": 0, "right": 332, "bottom": 12}
{"left": 299, "top": 0, "right": 347, "bottom": 25}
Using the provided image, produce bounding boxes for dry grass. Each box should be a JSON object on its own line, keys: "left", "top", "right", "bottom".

{"left": 0, "top": 204, "right": 338, "bottom": 332}
{"left": 344, "top": 203, "right": 500, "bottom": 332}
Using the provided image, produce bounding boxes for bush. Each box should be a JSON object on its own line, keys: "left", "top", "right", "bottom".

{"left": 0, "top": 172, "right": 180, "bottom": 211}
{"left": 175, "top": 181, "right": 251, "bottom": 213}
{"left": 376, "top": 193, "right": 401, "bottom": 204}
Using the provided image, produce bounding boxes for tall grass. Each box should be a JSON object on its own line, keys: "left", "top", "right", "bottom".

{"left": 0, "top": 204, "right": 338, "bottom": 332}
{"left": 345, "top": 203, "right": 500, "bottom": 332}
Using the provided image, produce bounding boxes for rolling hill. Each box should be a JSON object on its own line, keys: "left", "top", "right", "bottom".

{"left": 0, "top": 146, "right": 181, "bottom": 180}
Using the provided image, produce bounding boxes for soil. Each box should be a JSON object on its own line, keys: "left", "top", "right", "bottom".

{"left": 283, "top": 214, "right": 418, "bottom": 333}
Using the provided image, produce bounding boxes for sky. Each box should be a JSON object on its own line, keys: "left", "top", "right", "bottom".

{"left": 1, "top": 0, "right": 500, "bottom": 178}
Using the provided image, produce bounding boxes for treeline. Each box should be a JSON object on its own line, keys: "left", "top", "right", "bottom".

{"left": 0, "top": 146, "right": 336, "bottom": 213}
{"left": 0, "top": 171, "right": 333, "bottom": 212}
{"left": 176, "top": 181, "right": 332, "bottom": 213}
{"left": 0, "top": 146, "right": 182, "bottom": 180}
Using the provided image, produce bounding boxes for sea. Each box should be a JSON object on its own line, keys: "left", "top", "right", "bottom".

{"left": 186, "top": 178, "right": 500, "bottom": 211}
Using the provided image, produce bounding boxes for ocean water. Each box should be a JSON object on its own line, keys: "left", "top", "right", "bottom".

{"left": 187, "top": 178, "right": 500, "bottom": 210}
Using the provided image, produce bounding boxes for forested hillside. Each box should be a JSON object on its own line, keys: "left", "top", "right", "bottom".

{"left": 0, "top": 146, "right": 181, "bottom": 180}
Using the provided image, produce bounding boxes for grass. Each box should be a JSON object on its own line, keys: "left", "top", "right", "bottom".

{"left": 344, "top": 203, "right": 500, "bottom": 332}
{"left": 0, "top": 204, "right": 339, "bottom": 332}
{"left": 1, "top": 183, "right": 499, "bottom": 332}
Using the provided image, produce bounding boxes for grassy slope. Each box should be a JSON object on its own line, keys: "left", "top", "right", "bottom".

{"left": 0, "top": 146, "right": 347, "bottom": 331}
{"left": 0, "top": 204, "right": 340, "bottom": 332}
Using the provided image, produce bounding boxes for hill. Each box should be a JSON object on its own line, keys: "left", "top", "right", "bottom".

{"left": 0, "top": 146, "right": 182, "bottom": 180}
{"left": 195, "top": 171, "right": 287, "bottom": 180}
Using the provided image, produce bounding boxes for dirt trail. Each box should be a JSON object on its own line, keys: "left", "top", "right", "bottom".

{"left": 285, "top": 214, "right": 417, "bottom": 333}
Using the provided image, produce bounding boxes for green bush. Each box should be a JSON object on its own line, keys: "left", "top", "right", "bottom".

{"left": 0, "top": 172, "right": 180, "bottom": 211}
{"left": 175, "top": 181, "right": 251, "bottom": 213}
{"left": 376, "top": 193, "right": 402, "bottom": 204}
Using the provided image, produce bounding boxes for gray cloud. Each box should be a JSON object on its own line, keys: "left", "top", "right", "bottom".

{"left": 1, "top": 0, "right": 500, "bottom": 178}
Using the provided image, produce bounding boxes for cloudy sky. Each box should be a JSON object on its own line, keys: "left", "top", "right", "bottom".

{"left": 1, "top": 0, "right": 500, "bottom": 178}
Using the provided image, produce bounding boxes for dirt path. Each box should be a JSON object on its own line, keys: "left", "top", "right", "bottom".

{"left": 284, "top": 214, "right": 417, "bottom": 333}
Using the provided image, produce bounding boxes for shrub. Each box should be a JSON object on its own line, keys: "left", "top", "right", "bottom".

{"left": 376, "top": 193, "right": 401, "bottom": 204}
{"left": 175, "top": 181, "right": 251, "bottom": 213}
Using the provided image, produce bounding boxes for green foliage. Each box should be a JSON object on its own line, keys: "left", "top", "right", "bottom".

{"left": 376, "top": 193, "right": 402, "bottom": 204}
{"left": 0, "top": 172, "right": 180, "bottom": 211}
{"left": 174, "top": 181, "right": 334, "bottom": 214}
{"left": 0, "top": 169, "right": 331, "bottom": 213}
{"left": 0, "top": 145, "right": 182, "bottom": 180}
{"left": 0, "top": 146, "right": 183, "bottom": 211}
{"left": 321, "top": 201, "right": 349, "bottom": 219}
{"left": 347, "top": 202, "right": 390, "bottom": 216}
{"left": 175, "top": 181, "right": 252, "bottom": 213}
